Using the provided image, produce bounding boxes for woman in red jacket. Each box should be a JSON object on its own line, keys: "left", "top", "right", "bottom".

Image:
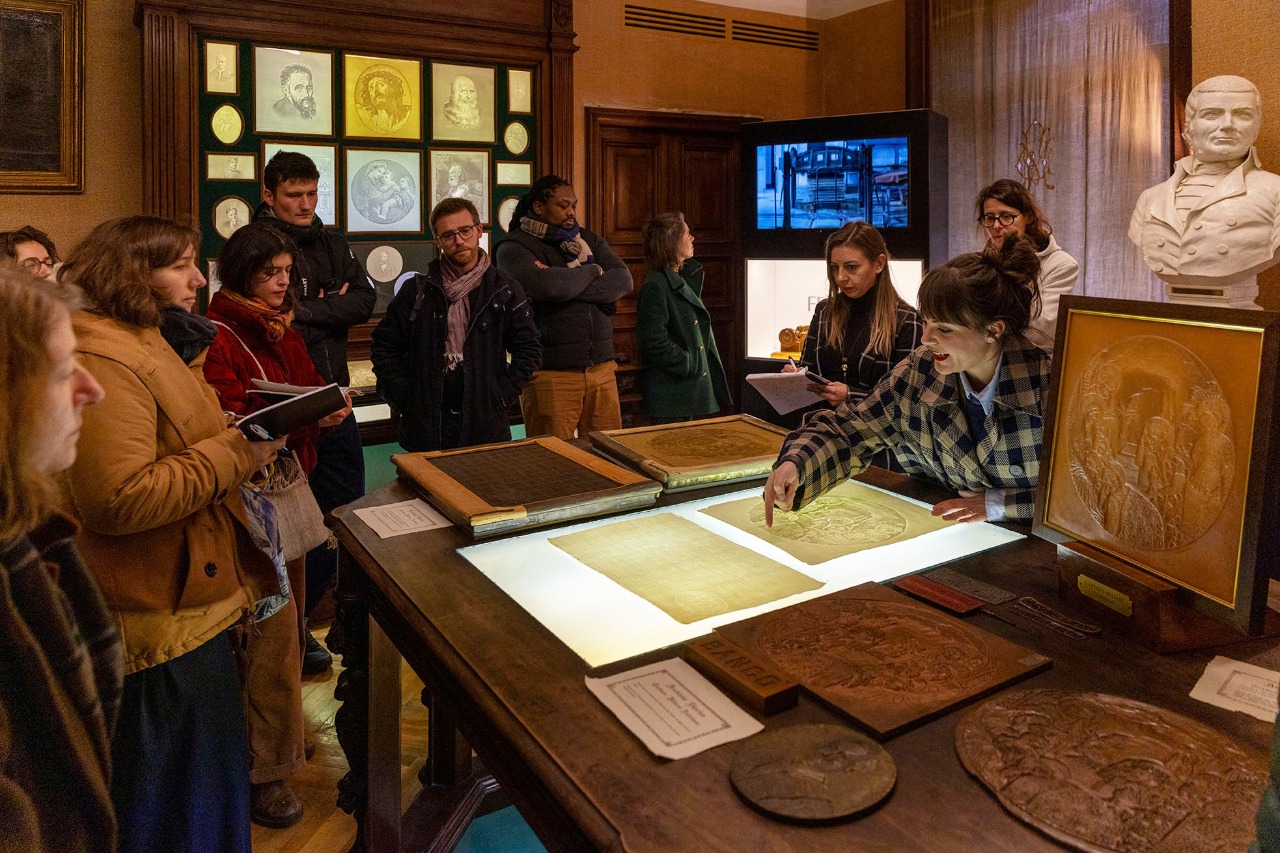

{"left": 204, "top": 221, "right": 349, "bottom": 829}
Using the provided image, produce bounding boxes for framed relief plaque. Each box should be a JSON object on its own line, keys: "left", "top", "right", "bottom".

{"left": 211, "top": 104, "right": 244, "bottom": 145}
{"left": 345, "top": 148, "right": 422, "bottom": 234}
{"left": 430, "top": 62, "right": 494, "bottom": 143}
{"left": 507, "top": 67, "right": 532, "bottom": 114}
{"left": 502, "top": 121, "right": 529, "bottom": 156}
{"left": 429, "top": 149, "right": 490, "bottom": 224}
{"left": 343, "top": 53, "right": 421, "bottom": 141}
{"left": 254, "top": 45, "right": 334, "bottom": 136}
{"left": 206, "top": 152, "right": 255, "bottom": 181}
{"left": 1036, "top": 296, "right": 1280, "bottom": 633}
{"left": 205, "top": 40, "right": 237, "bottom": 94}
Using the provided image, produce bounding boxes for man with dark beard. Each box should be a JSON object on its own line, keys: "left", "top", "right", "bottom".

{"left": 272, "top": 65, "right": 316, "bottom": 121}
{"left": 357, "top": 70, "right": 408, "bottom": 134}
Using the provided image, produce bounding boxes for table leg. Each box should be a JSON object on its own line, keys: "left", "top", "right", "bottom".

{"left": 367, "top": 618, "right": 403, "bottom": 853}
{"left": 333, "top": 543, "right": 371, "bottom": 852}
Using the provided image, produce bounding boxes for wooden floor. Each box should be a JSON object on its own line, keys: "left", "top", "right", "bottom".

{"left": 251, "top": 622, "right": 431, "bottom": 853}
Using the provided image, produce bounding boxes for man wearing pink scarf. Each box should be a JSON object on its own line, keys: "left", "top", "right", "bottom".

{"left": 371, "top": 198, "right": 541, "bottom": 451}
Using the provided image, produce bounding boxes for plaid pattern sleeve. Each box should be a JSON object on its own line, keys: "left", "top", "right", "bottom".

{"left": 778, "top": 336, "right": 1051, "bottom": 521}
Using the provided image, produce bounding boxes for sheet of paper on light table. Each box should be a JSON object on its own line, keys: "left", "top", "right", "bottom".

{"left": 459, "top": 479, "right": 1023, "bottom": 667}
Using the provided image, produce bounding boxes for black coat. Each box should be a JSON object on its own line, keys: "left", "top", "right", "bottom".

{"left": 371, "top": 261, "right": 541, "bottom": 452}
{"left": 253, "top": 203, "right": 376, "bottom": 385}
{"left": 493, "top": 226, "right": 632, "bottom": 370}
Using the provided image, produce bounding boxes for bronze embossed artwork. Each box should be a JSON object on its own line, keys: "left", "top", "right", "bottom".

{"left": 955, "top": 688, "right": 1268, "bottom": 852}
{"left": 730, "top": 724, "right": 895, "bottom": 820}
{"left": 1041, "top": 303, "right": 1267, "bottom": 612}
{"left": 715, "top": 584, "right": 1051, "bottom": 737}
{"left": 589, "top": 415, "right": 789, "bottom": 491}
{"left": 701, "top": 480, "right": 953, "bottom": 565}
{"left": 549, "top": 514, "right": 821, "bottom": 624}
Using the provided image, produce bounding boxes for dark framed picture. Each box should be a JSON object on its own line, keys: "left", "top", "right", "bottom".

{"left": 345, "top": 147, "right": 423, "bottom": 234}
{"left": 343, "top": 52, "right": 421, "bottom": 141}
{"left": 212, "top": 196, "right": 251, "bottom": 240}
{"left": 262, "top": 141, "right": 337, "bottom": 226}
{"left": 350, "top": 240, "right": 437, "bottom": 317}
{"left": 0, "top": 0, "right": 83, "bottom": 193}
{"left": 430, "top": 62, "right": 494, "bottom": 143}
{"left": 253, "top": 45, "right": 334, "bottom": 136}
{"left": 205, "top": 40, "right": 237, "bottom": 95}
{"left": 1036, "top": 295, "right": 1280, "bottom": 633}
{"left": 429, "top": 149, "right": 490, "bottom": 224}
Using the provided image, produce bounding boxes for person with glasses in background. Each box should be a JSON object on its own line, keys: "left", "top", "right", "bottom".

{"left": 372, "top": 198, "right": 541, "bottom": 451}
{"left": 975, "top": 179, "right": 1077, "bottom": 353}
{"left": 1, "top": 225, "right": 60, "bottom": 280}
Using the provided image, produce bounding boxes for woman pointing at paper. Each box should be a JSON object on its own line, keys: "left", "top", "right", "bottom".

{"left": 60, "top": 216, "right": 284, "bottom": 853}
{"left": 203, "top": 220, "right": 349, "bottom": 829}
{"left": 764, "top": 236, "right": 1047, "bottom": 526}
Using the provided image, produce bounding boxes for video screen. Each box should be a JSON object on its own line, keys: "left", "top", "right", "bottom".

{"left": 755, "top": 137, "right": 909, "bottom": 230}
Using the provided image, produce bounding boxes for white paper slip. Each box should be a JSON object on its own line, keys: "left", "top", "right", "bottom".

{"left": 586, "top": 658, "right": 763, "bottom": 760}
{"left": 746, "top": 371, "right": 821, "bottom": 415}
{"left": 1190, "top": 655, "right": 1279, "bottom": 722}
{"left": 353, "top": 498, "right": 451, "bottom": 538}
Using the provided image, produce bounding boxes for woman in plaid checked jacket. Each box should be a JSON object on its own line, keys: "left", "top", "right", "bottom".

{"left": 764, "top": 236, "right": 1047, "bottom": 525}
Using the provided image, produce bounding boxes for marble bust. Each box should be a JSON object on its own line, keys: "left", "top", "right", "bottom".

{"left": 1129, "top": 75, "right": 1280, "bottom": 306}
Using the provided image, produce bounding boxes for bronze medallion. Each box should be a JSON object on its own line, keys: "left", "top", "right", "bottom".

{"left": 956, "top": 688, "right": 1268, "bottom": 852}
{"left": 730, "top": 724, "right": 895, "bottom": 821}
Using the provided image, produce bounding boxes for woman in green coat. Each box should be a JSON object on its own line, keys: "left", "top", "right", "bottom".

{"left": 636, "top": 212, "right": 731, "bottom": 423}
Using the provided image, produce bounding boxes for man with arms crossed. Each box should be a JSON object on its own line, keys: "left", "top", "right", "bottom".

{"left": 255, "top": 151, "right": 375, "bottom": 672}
{"left": 495, "top": 174, "right": 632, "bottom": 438}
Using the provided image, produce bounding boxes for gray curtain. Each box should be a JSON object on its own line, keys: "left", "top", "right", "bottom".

{"left": 931, "top": 0, "right": 1169, "bottom": 301}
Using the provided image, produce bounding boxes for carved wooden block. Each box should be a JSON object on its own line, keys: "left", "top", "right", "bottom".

{"left": 682, "top": 635, "right": 798, "bottom": 714}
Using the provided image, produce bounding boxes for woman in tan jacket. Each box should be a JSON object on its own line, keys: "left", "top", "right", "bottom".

{"left": 60, "top": 217, "right": 284, "bottom": 853}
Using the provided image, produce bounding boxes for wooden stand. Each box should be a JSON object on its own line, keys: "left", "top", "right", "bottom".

{"left": 1057, "top": 541, "right": 1280, "bottom": 653}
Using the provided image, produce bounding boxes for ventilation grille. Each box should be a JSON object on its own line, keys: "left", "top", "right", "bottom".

{"left": 623, "top": 4, "right": 727, "bottom": 39}
{"left": 731, "top": 20, "right": 819, "bottom": 51}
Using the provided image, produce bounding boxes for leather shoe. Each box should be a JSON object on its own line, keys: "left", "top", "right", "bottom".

{"left": 302, "top": 629, "right": 332, "bottom": 675}
{"left": 250, "top": 781, "right": 303, "bottom": 829}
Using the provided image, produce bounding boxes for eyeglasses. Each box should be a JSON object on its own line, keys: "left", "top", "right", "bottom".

{"left": 19, "top": 257, "right": 55, "bottom": 273}
{"left": 434, "top": 224, "right": 479, "bottom": 244}
{"left": 979, "top": 212, "right": 1021, "bottom": 228}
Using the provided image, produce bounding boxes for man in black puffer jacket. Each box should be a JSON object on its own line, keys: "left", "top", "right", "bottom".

{"left": 254, "top": 151, "right": 375, "bottom": 675}
{"left": 494, "top": 174, "right": 632, "bottom": 439}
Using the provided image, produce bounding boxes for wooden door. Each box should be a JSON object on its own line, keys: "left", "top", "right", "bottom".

{"left": 586, "top": 108, "right": 752, "bottom": 425}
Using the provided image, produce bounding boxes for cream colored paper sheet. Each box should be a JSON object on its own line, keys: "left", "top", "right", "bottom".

{"left": 353, "top": 498, "right": 451, "bottom": 538}
{"left": 700, "top": 480, "right": 954, "bottom": 565}
{"left": 585, "top": 658, "right": 763, "bottom": 759}
{"left": 1190, "top": 655, "right": 1280, "bottom": 722}
{"left": 549, "top": 514, "right": 820, "bottom": 623}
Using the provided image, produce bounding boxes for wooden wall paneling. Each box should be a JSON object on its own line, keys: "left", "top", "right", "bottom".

{"left": 138, "top": 8, "right": 196, "bottom": 220}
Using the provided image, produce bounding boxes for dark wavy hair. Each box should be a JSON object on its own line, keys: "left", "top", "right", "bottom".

{"left": 215, "top": 222, "right": 301, "bottom": 313}
{"left": 263, "top": 150, "right": 319, "bottom": 192}
{"left": 975, "top": 179, "right": 1052, "bottom": 251}
{"left": 58, "top": 216, "right": 200, "bottom": 328}
{"left": 1, "top": 225, "right": 59, "bottom": 264}
{"left": 918, "top": 235, "right": 1041, "bottom": 339}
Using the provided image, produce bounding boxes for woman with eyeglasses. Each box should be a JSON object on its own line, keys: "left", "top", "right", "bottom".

{"left": 763, "top": 236, "right": 1046, "bottom": 526}
{"left": 1, "top": 225, "right": 59, "bottom": 280}
{"left": 202, "top": 221, "right": 350, "bottom": 830}
{"left": 975, "top": 179, "right": 1077, "bottom": 352}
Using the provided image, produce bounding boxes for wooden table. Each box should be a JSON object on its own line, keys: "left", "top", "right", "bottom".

{"left": 330, "top": 469, "right": 1280, "bottom": 852}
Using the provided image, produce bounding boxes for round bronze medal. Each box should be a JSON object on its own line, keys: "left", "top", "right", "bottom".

{"left": 730, "top": 724, "right": 896, "bottom": 821}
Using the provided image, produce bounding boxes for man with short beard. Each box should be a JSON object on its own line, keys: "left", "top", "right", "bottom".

{"left": 443, "top": 75, "right": 480, "bottom": 129}
{"left": 273, "top": 64, "right": 316, "bottom": 121}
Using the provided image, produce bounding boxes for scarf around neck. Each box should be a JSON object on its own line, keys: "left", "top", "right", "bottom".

{"left": 440, "top": 249, "right": 491, "bottom": 371}
{"left": 159, "top": 305, "right": 218, "bottom": 363}
{"left": 221, "top": 289, "right": 292, "bottom": 342}
{"left": 519, "top": 215, "right": 591, "bottom": 266}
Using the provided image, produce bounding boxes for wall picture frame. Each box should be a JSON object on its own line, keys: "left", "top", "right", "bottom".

{"left": 206, "top": 152, "right": 256, "bottom": 181}
{"left": 496, "top": 160, "right": 531, "bottom": 186}
{"left": 496, "top": 195, "right": 520, "bottom": 233}
{"left": 0, "top": 0, "right": 83, "bottom": 193}
{"left": 262, "top": 141, "right": 338, "bottom": 226}
{"left": 343, "top": 53, "right": 421, "bottom": 141}
{"left": 1035, "top": 295, "right": 1280, "bottom": 634}
{"left": 430, "top": 62, "right": 494, "bottom": 143}
{"left": 502, "top": 121, "right": 529, "bottom": 157}
{"left": 205, "top": 40, "right": 237, "bottom": 94}
{"left": 345, "top": 148, "right": 423, "bottom": 234}
{"left": 350, "top": 240, "right": 437, "bottom": 316}
{"left": 507, "top": 67, "right": 532, "bottom": 114}
{"left": 213, "top": 196, "right": 251, "bottom": 239}
{"left": 253, "top": 45, "right": 334, "bottom": 136}
{"left": 429, "top": 149, "right": 490, "bottom": 225}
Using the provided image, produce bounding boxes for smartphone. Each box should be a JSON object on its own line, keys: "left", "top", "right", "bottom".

{"left": 804, "top": 369, "right": 832, "bottom": 386}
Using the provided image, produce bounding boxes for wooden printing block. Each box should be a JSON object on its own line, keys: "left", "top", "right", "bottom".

{"left": 682, "top": 635, "right": 799, "bottom": 714}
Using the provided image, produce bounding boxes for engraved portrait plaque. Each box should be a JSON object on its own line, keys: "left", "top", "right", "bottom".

{"left": 716, "top": 584, "right": 1051, "bottom": 737}
{"left": 589, "top": 415, "right": 789, "bottom": 491}
{"left": 956, "top": 688, "right": 1268, "bottom": 852}
{"left": 701, "top": 480, "right": 953, "bottom": 565}
{"left": 730, "top": 724, "right": 895, "bottom": 820}
{"left": 1038, "top": 297, "right": 1280, "bottom": 632}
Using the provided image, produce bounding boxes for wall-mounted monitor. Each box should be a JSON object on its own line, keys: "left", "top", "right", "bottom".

{"left": 741, "top": 110, "right": 948, "bottom": 266}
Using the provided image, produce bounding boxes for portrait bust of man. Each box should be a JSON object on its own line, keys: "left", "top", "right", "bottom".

{"left": 273, "top": 64, "right": 317, "bottom": 120}
{"left": 443, "top": 75, "right": 480, "bottom": 129}
{"left": 356, "top": 68, "right": 410, "bottom": 134}
{"left": 1129, "top": 75, "right": 1280, "bottom": 298}
{"left": 209, "top": 53, "right": 232, "bottom": 82}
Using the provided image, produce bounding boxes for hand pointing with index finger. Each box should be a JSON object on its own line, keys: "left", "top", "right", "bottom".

{"left": 762, "top": 461, "right": 799, "bottom": 527}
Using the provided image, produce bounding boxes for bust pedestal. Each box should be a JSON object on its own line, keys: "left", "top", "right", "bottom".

{"left": 1164, "top": 275, "right": 1261, "bottom": 310}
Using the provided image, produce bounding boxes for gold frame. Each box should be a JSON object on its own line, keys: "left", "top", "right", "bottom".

{"left": 342, "top": 52, "right": 422, "bottom": 142}
{"left": 0, "top": 0, "right": 83, "bottom": 193}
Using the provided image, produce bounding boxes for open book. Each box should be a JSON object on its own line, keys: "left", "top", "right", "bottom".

{"left": 239, "top": 382, "right": 346, "bottom": 440}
